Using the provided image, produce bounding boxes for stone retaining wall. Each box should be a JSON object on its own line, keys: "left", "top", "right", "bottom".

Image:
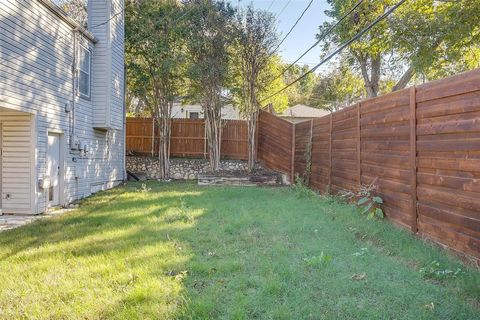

{"left": 126, "top": 156, "right": 249, "bottom": 180}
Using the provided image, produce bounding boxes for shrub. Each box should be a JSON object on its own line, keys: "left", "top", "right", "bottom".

{"left": 340, "top": 178, "right": 384, "bottom": 219}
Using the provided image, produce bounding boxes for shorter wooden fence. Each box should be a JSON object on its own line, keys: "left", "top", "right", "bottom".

{"left": 126, "top": 118, "right": 248, "bottom": 160}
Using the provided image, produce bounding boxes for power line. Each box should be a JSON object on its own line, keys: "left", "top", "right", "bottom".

{"left": 267, "top": 0, "right": 276, "bottom": 11}
{"left": 276, "top": 0, "right": 292, "bottom": 18}
{"left": 261, "top": 0, "right": 408, "bottom": 103}
{"left": 272, "top": 0, "right": 364, "bottom": 83}
{"left": 90, "top": 1, "right": 131, "bottom": 29}
{"left": 283, "top": 60, "right": 331, "bottom": 68}
{"left": 271, "top": 0, "right": 314, "bottom": 55}
{"left": 1, "top": 2, "right": 128, "bottom": 65}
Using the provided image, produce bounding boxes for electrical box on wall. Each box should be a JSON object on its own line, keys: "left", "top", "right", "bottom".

{"left": 38, "top": 177, "right": 51, "bottom": 189}
{"left": 70, "top": 135, "right": 81, "bottom": 150}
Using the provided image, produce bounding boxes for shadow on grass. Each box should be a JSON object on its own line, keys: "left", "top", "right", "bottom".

{"left": 0, "top": 184, "right": 199, "bottom": 260}
{"left": 0, "top": 181, "right": 478, "bottom": 319}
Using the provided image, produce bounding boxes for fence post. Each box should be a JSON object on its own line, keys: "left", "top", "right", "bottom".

{"left": 291, "top": 122, "right": 296, "bottom": 184}
{"left": 328, "top": 114, "right": 333, "bottom": 192}
{"left": 255, "top": 116, "right": 259, "bottom": 163}
{"left": 410, "top": 86, "right": 418, "bottom": 233}
{"left": 357, "top": 103, "right": 361, "bottom": 188}
{"left": 307, "top": 119, "right": 314, "bottom": 187}
{"left": 151, "top": 117, "right": 155, "bottom": 157}
{"left": 203, "top": 120, "right": 207, "bottom": 159}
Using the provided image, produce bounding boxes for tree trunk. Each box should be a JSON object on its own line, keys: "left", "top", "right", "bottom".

{"left": 392, "top": 65, "right": 415, "bottom": 92}
{"left": 204, "top": 103, "right": 222, "bottom": 171}
{"left": 157, "top": 115, "right": 171, "bottom": 180}
{"left": 247, "top": 110, "right": 258, "bottom": 172}
{"left": 392, "top": 38, "right": 443, "bottom": 92}
{"left": 357, "top": 53, "right": 381, "bottom": 98}
{"left": 155, "top": 100, "right": 172, "bottom": 180}
{"left": 370, "top": 54, "right": 381, "bottom": 97}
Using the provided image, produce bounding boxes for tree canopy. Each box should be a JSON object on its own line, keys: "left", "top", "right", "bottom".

{"left": 316, "top": 0, "right": 480, "bottom": 99}
{"left": 122, "top": 0, "right": 480, "bottom": 134}
{"left": 125, "top": 0, "right": 188, "bottom": 178}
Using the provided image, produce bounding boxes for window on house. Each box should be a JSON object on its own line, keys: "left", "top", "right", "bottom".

{"left": 78, "top": 45, "right": 91, "bottom": 98}
{"left": 188, "top": 112, "right": 200, "bottom": 119}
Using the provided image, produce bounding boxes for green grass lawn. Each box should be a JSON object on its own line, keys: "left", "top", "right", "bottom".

{"left": 0, "top": 182, "right": 478, "bottom": 319}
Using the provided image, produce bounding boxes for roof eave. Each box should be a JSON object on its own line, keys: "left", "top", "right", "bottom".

{"left": 37, "top": 0, "right": 98, "bottom": 43}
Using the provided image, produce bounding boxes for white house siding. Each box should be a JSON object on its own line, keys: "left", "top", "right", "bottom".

{"left": 171, "top": 104, "right": 243, "bottom": 120}
{"left": 88, "top": 0, "right": 110, "bottom": 128}
{"left": 88, "top": 0, "right": 124, "bottom": 130}
{"left": 109, "top": 0, "right": 125, "bottom": 130}
{"left": 0, "top": 0, "right": 125, "bottom": 214}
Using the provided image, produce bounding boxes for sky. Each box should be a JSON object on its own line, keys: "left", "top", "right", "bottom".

{"left": 233, "top": 0, "right": 332, "bottom": 71}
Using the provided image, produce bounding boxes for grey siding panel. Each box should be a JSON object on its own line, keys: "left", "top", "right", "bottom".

{"left": 89, "top": 0, "right": 124, "bottom": 130}
{"left": 89, "top": 0, "right": 110, "bottom": 128}
{"left": 0, "top": 0, "right": 125, "bottom": 214}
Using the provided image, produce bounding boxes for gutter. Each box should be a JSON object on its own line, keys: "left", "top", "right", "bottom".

{"left": 37, "top": 0, "right": 98, "bottom": 43}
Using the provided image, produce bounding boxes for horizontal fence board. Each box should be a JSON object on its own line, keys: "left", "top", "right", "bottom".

{"left": 126, "top": 118, "right": 248, "bottom": 160}
{"left": 258, "top": 68, "right": 480, "bottom": 260}
{"left": 416, "top": 69, "right": 480, "bottom": 103}
{"left": 258, "top": 111, "right": 294, "bottom": 178}
{"left": 416, "top": 91, "right": 480, "bottom": 119}
{"left": 126, "top": 69, "right": 480, "bottom": 260}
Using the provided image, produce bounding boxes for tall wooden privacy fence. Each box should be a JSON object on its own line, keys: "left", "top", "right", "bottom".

{"left": 257, "top": 112, "right": 295, "bottom": 177}
{"left": 258, "top": 69, "right": 480, "bottom": 260}
{"left": 126, "top": 118, "right": 248, "bottom": 160}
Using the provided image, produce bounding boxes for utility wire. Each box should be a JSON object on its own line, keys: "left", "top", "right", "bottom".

{"left": 90, "top": 1, "right": 131, "bottom": 29}
{"left": 261, "top": 0, "right": 408, "bottom": 103}
{"left": 271, "top": 0, "right": 314, "bottom": 55}
{"left": 276, "top": 0, "right": 292, "bottom": 18}
{"left": 1, "top": 2, "right": 128, "bottom": 65}
{"left": 267, "top": 0, "right": 276, "bottom": 11}
{"left": 272, "top": 0, "right": 364, "bottom": 83}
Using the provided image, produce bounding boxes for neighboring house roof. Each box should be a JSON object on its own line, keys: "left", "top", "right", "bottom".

{"left": 279, "top": 104, "right": 330, "bottom": 118}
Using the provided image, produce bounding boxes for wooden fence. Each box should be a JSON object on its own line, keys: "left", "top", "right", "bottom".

{"left": 259, "top": 69, "right": 480, "bottom": 260}
{"left": 125, "top": 69, "right": 480, "bottom": 259}
{"left": 257, "top": 111, "right": 294, "bottom": 180}
{"left": 126, "top": 118, "right": 248, "bottom": 160}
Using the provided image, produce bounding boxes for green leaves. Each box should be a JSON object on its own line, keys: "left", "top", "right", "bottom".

{"left": 303, "top": 251, "right": 333, "bottom": 268}
{"left": 314, "top": 0, "right": 480, "bottom": 102}
{"left": 419, "top": 260, "right": 463, "bottom": 281}
{"left": 185, "top": 0, "right": 235, "bottom": 99}
{"left": 372, "top": 196, "right": 383, "bottom": 204}
{"left": 375, "top": 208, "right": 384, "bottom": 218}
{"left": 125, "top": 0, "right": 188, "bottom": 111}
{"left": 357, "top": 197, "right": 369, "bottom": 206}
{"left": 350, "top": 181, "right": 384, "bottom": 220}
{"left": 360, "top": 203, "right": 373, "bottom": 216}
